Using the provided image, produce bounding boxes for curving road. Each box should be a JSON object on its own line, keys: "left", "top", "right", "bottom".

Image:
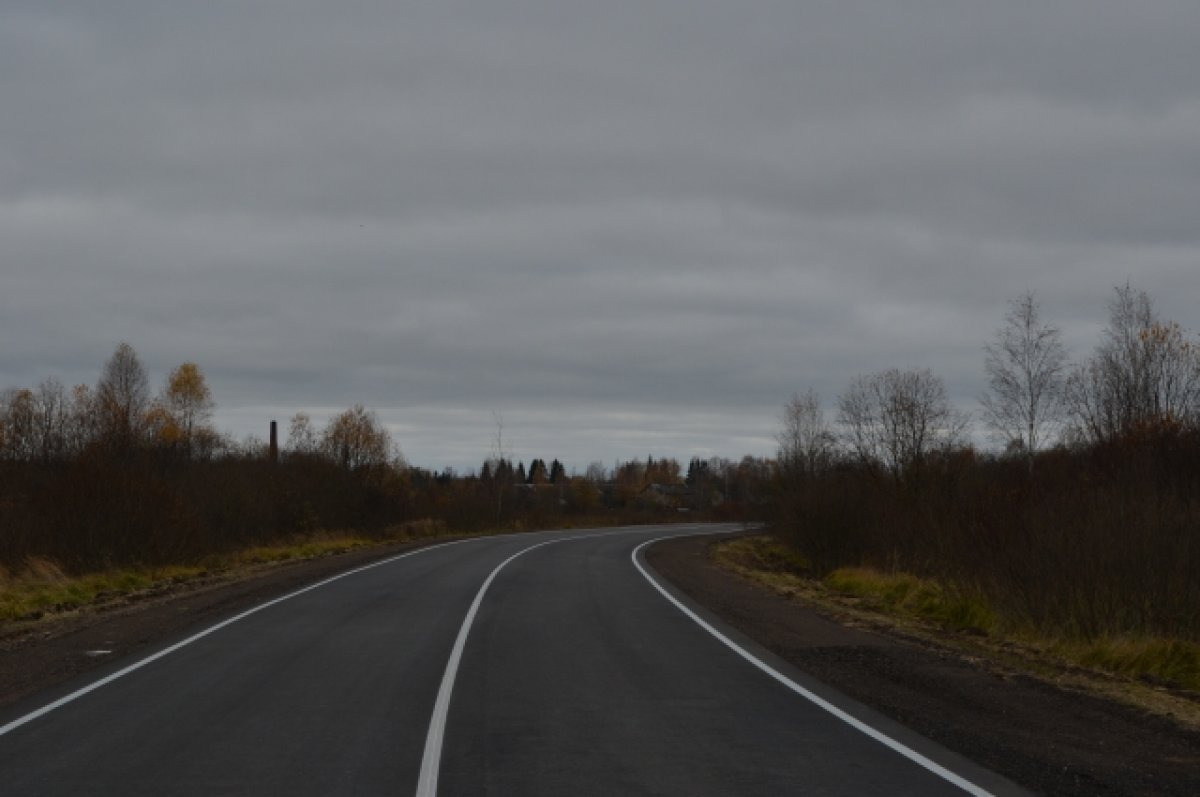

{"left": 0, "top": 524, "right": 1025, "bottom": 795}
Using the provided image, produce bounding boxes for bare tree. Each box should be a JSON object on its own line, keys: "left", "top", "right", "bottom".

{"left": 838, "top": 368, "right": 967, "bottom": 480}
{"left": 0, "top": 383, "right": 74, "bottom": 462}
{"left": 584, "top": 461, "right": 608, "bottom": 484}
{"left": 777, "top": 389, "right": 836, "bottom": 477}
{"left": 980, "top": 292, "right": 1068, "bottom": 470}
{"left": 486, "top": 411, "right": 513, "bottom": 517}
{"left": 96, "top": 341, "right": 150, "bottom": 452}
{"left": 1064, "top": 284, "right": 1200, "bottom": 443}
{"left": 0, "top": 388, "right": 36, "bottom": 461}
{"left": 489, "top": 411, "right": 510, "bottom": 466}
{"left": 287, "top": 412, "right": 319, "bottom": 455}
{"left": 32, "top": 377, "right": 69, "bottom": 462}
{"left": 64, "top": 384, "right": 98, "bottom": 457}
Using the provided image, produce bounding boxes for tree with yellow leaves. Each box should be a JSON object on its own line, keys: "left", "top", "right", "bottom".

{"left": 156, "top": 362, "right": 215, "bottom": 459}
{"left": 321, "top": 404, "right": 394, "bottom": 471}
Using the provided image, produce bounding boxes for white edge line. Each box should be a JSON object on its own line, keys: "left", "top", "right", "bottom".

{"left": 631, "top": 536, "right": 994, "bottom": 797}
{"left": 0, "top": 536, "right": 480, "bottom": 738}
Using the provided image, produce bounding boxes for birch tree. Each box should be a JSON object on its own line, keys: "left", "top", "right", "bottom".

{"left": 777, "top": 389, "right": 836, "bottom": 477}
{"left": 160, "top": 362, "right": 215, "bottom": 458}
{"left": 980, "top": 291, "right": 1068, "bottom": 469}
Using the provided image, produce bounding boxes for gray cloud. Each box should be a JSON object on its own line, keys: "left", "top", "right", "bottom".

{"left": 3, "top": 1, "right": 1199, "bottom": 469}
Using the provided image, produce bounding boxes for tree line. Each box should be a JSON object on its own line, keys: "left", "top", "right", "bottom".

{"left": 772, "top": 283, "right": 1200, "bottom": 641}
{"left": 780, "top": 284, "right": 1200, "bottom": 479}
{"left": 0, "top": 342, "right": 403, "bottom": 473}
{"left": 0, "top": 344, "right": 768, "bottom": 575}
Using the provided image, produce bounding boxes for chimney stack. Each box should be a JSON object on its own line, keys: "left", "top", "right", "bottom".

{"left": 269, "top": 420, "right": 279, "bottom": 464}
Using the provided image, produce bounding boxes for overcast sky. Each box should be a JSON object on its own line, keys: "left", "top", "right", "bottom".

{"left": 3, "top": 1, "right": 1199, "bottom": 471}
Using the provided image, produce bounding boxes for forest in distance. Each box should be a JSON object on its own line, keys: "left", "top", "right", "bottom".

{"left": 1, "top": 281, "right": 1199, "bottom": 686}
{"left": 0, "top": 342, "right": 765, "bottom": 576}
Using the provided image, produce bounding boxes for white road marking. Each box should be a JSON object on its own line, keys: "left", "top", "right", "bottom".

{"left": 414, "top": 538, "right": 558, "bottom": 797}
{"left": 0, "top": 536, "right": 481, "bottom": 738}
{"left": 0, "top": 522, "right": 740, "bottom": 787}
{"left": 631, "top": 536, "right": 995, "bottom": 797}
{"left": 414, "top": 523, "right": 734, "bottom": 797}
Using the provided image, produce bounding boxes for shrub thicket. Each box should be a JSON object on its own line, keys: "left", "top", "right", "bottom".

{"left": 771, "top": 425, "right": 1200, "bottom": 640}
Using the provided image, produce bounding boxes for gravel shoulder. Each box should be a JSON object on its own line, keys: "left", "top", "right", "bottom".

{"left": 4, "top": 529, "right": 1199, "bottom": 796}
{"left": 645, "top": 533, "right": 1200, "bottom": 797}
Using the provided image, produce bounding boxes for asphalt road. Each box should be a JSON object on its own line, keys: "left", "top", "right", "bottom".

{"left": 0, "top": 524, "right": 1025, "bottom": 796}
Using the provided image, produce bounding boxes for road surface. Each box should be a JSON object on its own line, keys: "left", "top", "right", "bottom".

{"left": 0, "top": 524, "right": 1024, "bottom": 795}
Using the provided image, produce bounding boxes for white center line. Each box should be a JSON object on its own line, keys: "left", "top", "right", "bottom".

{"left": 413, "top": 524, "right": 725, "bottom": 797}
{"left": 414, "top": 538, "right": 559, "bottom": 797}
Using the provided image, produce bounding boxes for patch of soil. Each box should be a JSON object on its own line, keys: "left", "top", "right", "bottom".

{"left": 0, "top": 538, "right": 449, "bottom": 709}
{"left": 646, "top": 533, "right": 1200, "bottom": 797}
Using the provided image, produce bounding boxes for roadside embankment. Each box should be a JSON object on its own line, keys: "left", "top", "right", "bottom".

{"left": 646, "top": 532, "right": 1200, "bottom": 797}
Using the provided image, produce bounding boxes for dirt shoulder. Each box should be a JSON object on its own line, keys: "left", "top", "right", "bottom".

{"left": 645, "top": 533, "right": 1200, "bottom": 797}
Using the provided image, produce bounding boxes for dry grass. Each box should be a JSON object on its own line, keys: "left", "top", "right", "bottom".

{"left": 1052, "top": 637, "right": 1200, "bottom": 691}
{"left": 229, "top": 532, "right": 376, "bottom": 566}
{"left": 713, "top": 535, "right": 1200, "bottom": 728}
{"left": 823, "top": 567, "right": 997, "bottom": 635}
{"left": 0, "top": 531, "right": 393, "bottom": 624}
{"left": 0, "top": 560, "right": 167, "bottom": 622}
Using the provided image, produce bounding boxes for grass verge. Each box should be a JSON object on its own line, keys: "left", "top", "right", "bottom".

{"left": 713, "top": 534, "right": 1200, "bottom": 728}
{"left": 823, "top": 567, "right": 997, "bottom": 636}
{"left": 0, "top": 524, "right": 448, "bottom": 625}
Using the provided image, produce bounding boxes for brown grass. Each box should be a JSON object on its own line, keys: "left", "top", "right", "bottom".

{"left": 0, "top": 531, "right": 388, "bottom": 624}
{"left": 714, "top": 535, "right": 1200, "bottom": 727}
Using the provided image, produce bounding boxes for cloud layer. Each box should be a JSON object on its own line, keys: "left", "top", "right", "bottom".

{"left": 4, "top": 1, "right": 1199, "bottom": 469}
